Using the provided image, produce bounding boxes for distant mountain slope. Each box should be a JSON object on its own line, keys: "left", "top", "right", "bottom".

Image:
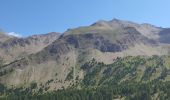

{"left": 0, "top": 32, "right": 60, "bottom": 62}
{"left": 0, "top": 32, "right": 14, "bottom": 43}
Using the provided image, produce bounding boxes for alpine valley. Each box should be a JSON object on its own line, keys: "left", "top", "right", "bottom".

{"left": 1, "top": 19, "right": 170, "bottom": 100}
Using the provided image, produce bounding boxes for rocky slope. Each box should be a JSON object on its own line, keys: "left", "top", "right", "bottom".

{"left": 0, "top": 32, "right": 60, "bottom": 62}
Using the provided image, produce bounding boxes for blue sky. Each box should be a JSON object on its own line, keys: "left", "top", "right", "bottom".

{"left": 0, "top": 0, "right": 170, "bottom": 37}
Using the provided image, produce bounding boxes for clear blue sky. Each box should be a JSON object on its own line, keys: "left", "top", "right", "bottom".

{"left": 0, "top": 0, "right": 170, "bottom": 37}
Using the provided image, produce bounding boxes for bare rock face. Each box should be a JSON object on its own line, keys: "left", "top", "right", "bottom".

{"left": 159, "top": 28, "right": 170, "bottom": 43}
{"left": 62, "top": 25, "right": 157, "bottom": 53}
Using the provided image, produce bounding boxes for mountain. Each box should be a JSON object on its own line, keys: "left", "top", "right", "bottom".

{"left": 0, "top": 31, "right": 14, "bottom": 43}
{"left": 1, "top": 19, "right": 170, "bottom": 99}
{"left": 0, "top": 32, "right": 60, "bottom": 63}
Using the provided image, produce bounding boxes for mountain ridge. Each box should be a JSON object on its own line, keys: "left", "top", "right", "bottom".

{"left": 0, "top": 32, "right": 60, "bottom": 63}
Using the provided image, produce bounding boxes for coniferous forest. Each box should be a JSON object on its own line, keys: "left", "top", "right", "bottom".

{"left": 1, "top": 56, "right": 170, "bottom": 100}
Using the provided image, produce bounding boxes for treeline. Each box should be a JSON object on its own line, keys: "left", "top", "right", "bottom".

{"left": 0, "top": 81, "right": 170, "bottom": 100}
